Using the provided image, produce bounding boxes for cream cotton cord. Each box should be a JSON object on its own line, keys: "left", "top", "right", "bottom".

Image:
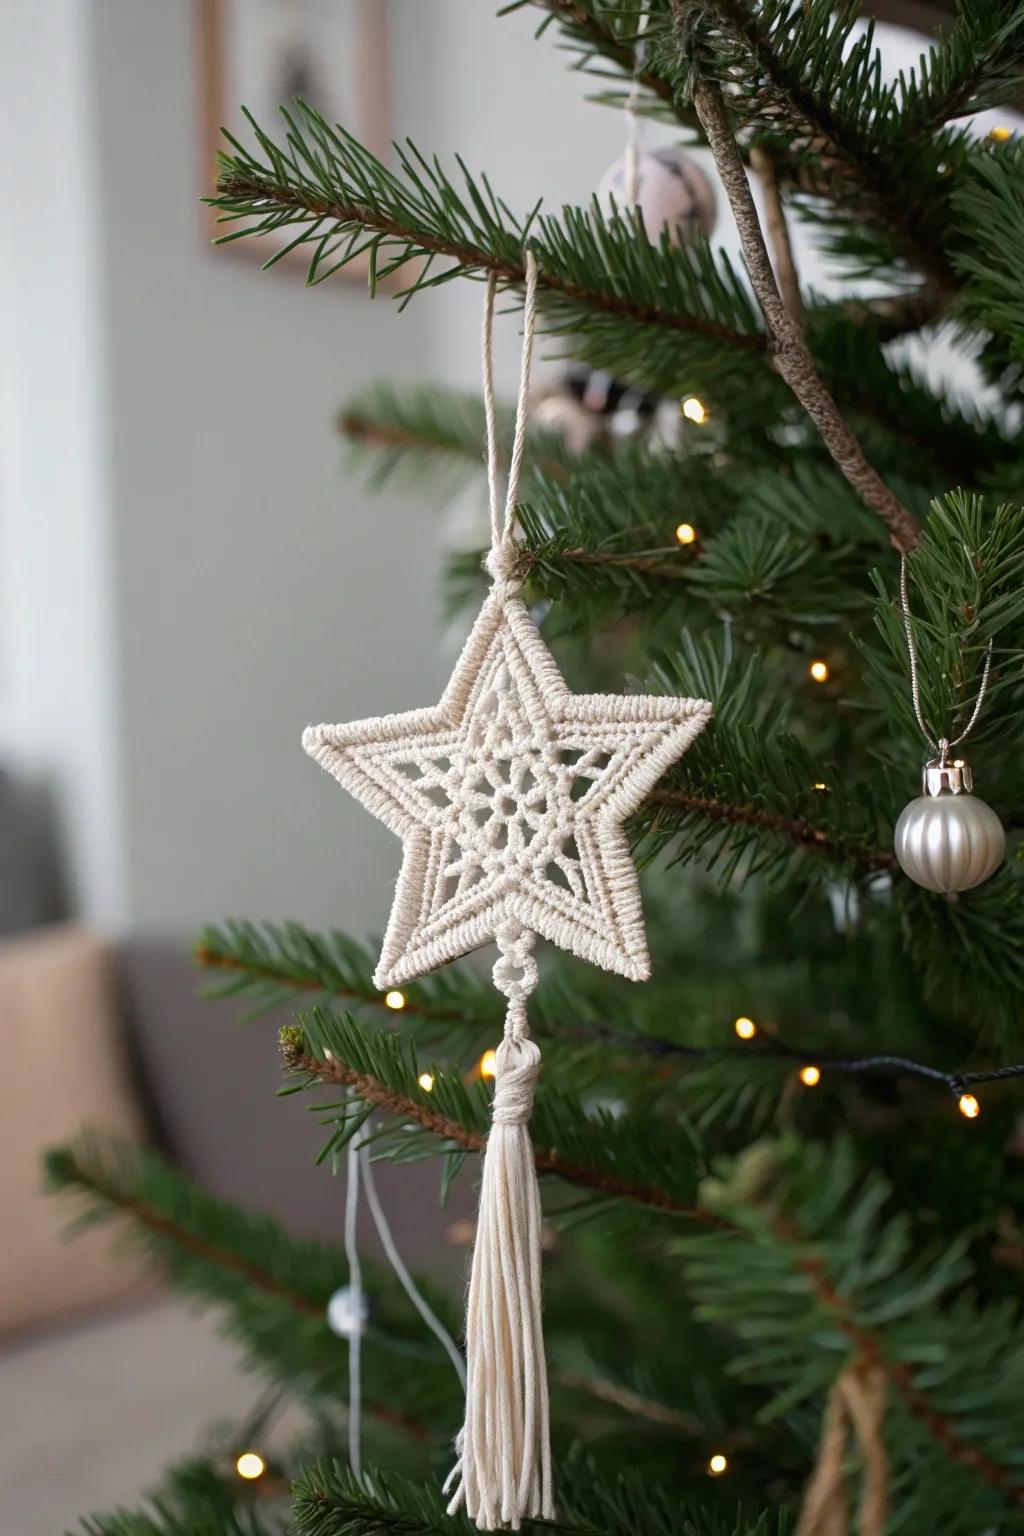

{"left": 445, "top": 253, "right": 554, "bottom": 1532}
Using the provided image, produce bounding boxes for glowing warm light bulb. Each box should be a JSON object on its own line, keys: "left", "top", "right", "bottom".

{"left": 958, "top": 1092, "right": 980, "bottom": 1119}
{"left": 707, "top": 1453, "right": 728, "bottom": 1476}
{"left": 384, "top": 989, "right": 406, "bottom": 1011}
{"left": 417, "top": 1071, "right": 435, "bottom": 1093}
{"left": 236, "top": 1452, "right": 266, "bottom": 1481}
{"left": 734, "top": 1016, "right": 757, "bottom": 1040}
{"left": 480, "top": 1048, "right": 498, "bottom": 1079}
{"left": 812, "top": 781, "right": 829, "bottom": 792}
{"left": 675, "top": 521, "right": 697, "bottom": 546}
{"left": 809, "top": 659, "right": 830, "bottom": 684}
{"left": 799, "top": 1065, "right": 822, "bottom": 1087}
{"left": 681, "top": 396, "right": 707, "bottom": 425}
{"left": 989, "top": 125, "right": 1012, "bottom": 141}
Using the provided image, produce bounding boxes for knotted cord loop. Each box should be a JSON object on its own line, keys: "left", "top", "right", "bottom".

{"left": 480, "top": 253, "right": 539, "bottom": 592}
{"left": 493, "top": 920, "right": 539, "bottom": 1051}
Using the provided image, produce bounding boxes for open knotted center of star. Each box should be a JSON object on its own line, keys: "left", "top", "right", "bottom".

{"left": 391, "top": 661, "right": 611, "bottom": 912}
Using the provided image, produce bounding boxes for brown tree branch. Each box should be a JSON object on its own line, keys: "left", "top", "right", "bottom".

{"left": 285, "top": 1047, "right": 716, "bottom": 1223}
{"left": 689, "top": 78, "right": 922, "bottom": 556}
{"left": 831, "top": 287, "right": 947, "bottom": 341}
{"left": 534, "top": 0, "right": 956, "bottom": 318}
{"left": 645, "top": 788, "right": 898, "bottom": 873}
{"left": 195, "top": 940, "right": 483, "bottom": 1019}
{"left": 750, "top": 146, "right": 803, "bottom": 328}
{"left": 522, "top": 545, "right": 692, "bottom": 581}
{"left": 216, "top": 171, "right": 763, "bottom": 355}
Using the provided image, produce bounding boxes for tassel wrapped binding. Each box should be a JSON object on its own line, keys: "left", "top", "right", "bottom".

{"left": 446, "top": 923, "right": 553, "bottom": 1531}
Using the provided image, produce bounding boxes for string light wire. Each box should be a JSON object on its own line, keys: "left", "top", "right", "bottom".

{"left": 562, "top": 1018, "right": 1024, "bottom": 1109}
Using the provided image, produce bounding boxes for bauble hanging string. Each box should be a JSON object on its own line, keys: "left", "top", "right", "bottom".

{"left": 596, "top": 11, "right": 715, "bottom": 250}
{"left": 892, "top": 554, "right": 1004, "bottom": 895}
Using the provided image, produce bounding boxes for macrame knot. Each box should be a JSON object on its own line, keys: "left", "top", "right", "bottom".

{"left": 492, "top": 1036, "right": 541, "bottom": 1126}
{"left": 484, "top": 540, "right": 522, "bottom": 590}
{"left": 492, "top": 922, "right": 538, "bottom": 1002}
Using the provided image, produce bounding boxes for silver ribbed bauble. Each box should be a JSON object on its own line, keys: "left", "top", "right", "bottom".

{"left": 894, "top": 756, "right": 1005, "bottom": 894}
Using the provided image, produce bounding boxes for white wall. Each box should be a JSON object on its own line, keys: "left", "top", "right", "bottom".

{"left": 88, "top": 0, "right": 448, "bottom": 935}
{"left": 0, "top": 2, "right": 123, "bottom": 924}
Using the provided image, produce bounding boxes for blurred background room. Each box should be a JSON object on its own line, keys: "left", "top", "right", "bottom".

{"left": 0, "top": 3, "right": 1018, "bottom": 1533}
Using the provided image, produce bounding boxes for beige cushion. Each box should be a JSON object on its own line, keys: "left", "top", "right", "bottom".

{"left": 0, "top": 925, "right": 148, "bottom": 1335}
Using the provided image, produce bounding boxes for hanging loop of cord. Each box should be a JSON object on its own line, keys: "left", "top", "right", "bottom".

{"left": 622, "top": 10, "right": 651, "bottom": 204}
{"left": 481, "top": 251, "right": 539, "bottom": 587}
{"left": 899, "top": 554, "right": 993, "bottom": 765}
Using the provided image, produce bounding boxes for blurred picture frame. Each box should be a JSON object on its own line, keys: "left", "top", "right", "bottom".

{"left": 196, "top": 0, "right": 391, "bottom": 277}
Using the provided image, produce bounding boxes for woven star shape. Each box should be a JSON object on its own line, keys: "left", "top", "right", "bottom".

{"left": 303, "top": 591, "right": 711, "bottom": 988}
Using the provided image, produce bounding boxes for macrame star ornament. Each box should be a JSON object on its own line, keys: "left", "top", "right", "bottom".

{"left": 303, "top": 255, "right": 712, "bottom": 1531}
{"left": 303, "top": 588, "right": 711, "bottom": 991}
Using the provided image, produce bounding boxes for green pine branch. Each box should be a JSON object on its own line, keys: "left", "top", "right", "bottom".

{"left": 45, "top": 1134, "right": 460, "bottom": 1433}
{"left": 678, "top": 1135, "right": 1024, "bottom": 1529}
{"left": 525, "top": 0, "right": 701, "bottom": 132}
{"left": 338, "top": 385, "right": 503, "bottom": 495}
{"left": 339, "top": 341, "right": 1016, "bottom": 512}
{"left": 953, "top": 140, "right": 1024, "bottom": 365}
{"left": 74, "top": 1451, "right": 290, "bottom": 1536}
{"left": 209, "top": 104, "right": 764, "bottom": 394}
{"left": 861, "top": 492, "right": 1024, "bottom": 759}
{"left": 280, "top": 1007, "right": 710, "bottom": 1222}
{"left": 76, "top": 1508, "right": 282, "bottom": 1536}
{"left": 635, "top": 633, "right": 897, "bottom": 884}
{"left": 196, "top": 920, "right": 502, "bottom": 1029}
{"left": 292, "top": 1458, "right": 786, "bottom": 1536}
{"left": 665, "top": 0, "right": 1024, "bottom": 289}
{"left": 894, "top": 871, "right": 1024, "bottom": 1049}
{"left": 534, "top": 0, "right": 1024, "bottom": 285}
{"left": 511, "top": 458, "right": 889, "bottom": 635}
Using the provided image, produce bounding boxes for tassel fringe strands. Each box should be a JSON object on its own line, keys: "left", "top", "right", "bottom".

{"left": 446, "top": 923, "right": 552, "bottom": 1529}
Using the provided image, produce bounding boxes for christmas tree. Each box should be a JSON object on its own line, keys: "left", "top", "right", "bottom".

{"left": 49, "top": 3, "right": 1024, "bottom": 1533}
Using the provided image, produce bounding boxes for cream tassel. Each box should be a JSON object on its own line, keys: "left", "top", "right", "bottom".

{"left": 446, "top": 922, "right": 552, "bottom": 1530}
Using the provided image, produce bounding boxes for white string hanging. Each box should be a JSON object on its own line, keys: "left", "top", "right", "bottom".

{"left": 623, "top": 9, "right": 651, "bottom": 205}
{"left": 360, "top": 1140, "right": 467, "bottom": 1389}
{"left": 341, "top": 1117, "right": 467, "bottom": 1482}
{"left": 343, "top": 1126, "right": 364, "bottom": 1478}
{"left": 481, "top": 254, "right": 538, "bottom": 585}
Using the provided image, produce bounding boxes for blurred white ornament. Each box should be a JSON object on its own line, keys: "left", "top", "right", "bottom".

{"left": 533, "top": 388, "right": 604, "bottom": 457}
{"left": 326, "top": 1283, "right": 370, "bottom": 1338}
{"left": 597, "top": 147, "right": 716, "bottom": 246}
{"left": 894, "top": 757, "right": 1005, "bottom": 894}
